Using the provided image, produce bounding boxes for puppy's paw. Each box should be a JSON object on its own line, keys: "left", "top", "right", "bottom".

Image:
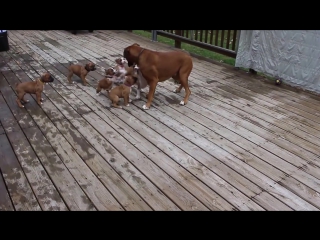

{"left": 141, "top": 88, "right": 148, "bottom": 93}
{"left": 21, "top": 105, "right": 25, "bottom": 108}
{"left": 40, "top": 98, "right": 44, "bottom": 101}
{"left": 179, "top": 100, "right": 185, "bottom": 106}
{"left": 72, "top": 81, "right": 75, "bottom": 84}
{"left": 142, "top": 104, "right": 149, "bottom": 110}
{"left": 129, "top": 99, "right": 132, "bottom": 103}
{"left": 40, "top": 102, "right": 43, "bottom": 105}
{"left": 126, "top": 104, "right": 130, "bottom": 107}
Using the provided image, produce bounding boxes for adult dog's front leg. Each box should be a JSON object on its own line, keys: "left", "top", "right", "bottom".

{"left": 143, "top": 81, "right": 157, "bottom": 110}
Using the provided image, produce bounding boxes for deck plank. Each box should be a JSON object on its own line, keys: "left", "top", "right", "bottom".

{"left": 0, "top": 133, "right": 41, "bottom": 211}
{"left": 0, "top": 169, "right": 14, "bottom": 210}
{"left": 23, "top": 126, "right": 96, "bottom": 211}
{"left": 53, "top": 119, "right": 154, "bottom": 211}
{"left": 6, "top": 130, "right": 68, "bottom": 210}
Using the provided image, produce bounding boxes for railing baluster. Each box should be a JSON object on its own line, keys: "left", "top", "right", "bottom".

{"left": 127, "top": 30, "right": 240, "bottom": 59}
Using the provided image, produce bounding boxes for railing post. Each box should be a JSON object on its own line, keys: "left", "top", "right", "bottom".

{"left": 175, "top": 30, "right": 182, "bottom": 48}
{"left": 190, "top": 30, "right": 194, "bottom": 40}
{"left": 235, "top": 30, "right": 241, "bottom": 53}
{"left": 151, "top": 30, "right": 158, "bottom": 42}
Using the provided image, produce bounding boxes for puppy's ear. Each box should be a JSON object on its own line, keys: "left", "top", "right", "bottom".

{"left": 132, "top": 43, "right": 140, "bottom": 47}
{"left": 85, "top": 63, "right": 90, "bottom": 71}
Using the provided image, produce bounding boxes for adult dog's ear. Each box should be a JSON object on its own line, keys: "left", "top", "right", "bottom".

{"left": 123, "top": 46, "right": 131, "bottom": 59}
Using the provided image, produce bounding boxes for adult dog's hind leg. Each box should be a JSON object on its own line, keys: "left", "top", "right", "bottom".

{"left": 177, "top": 62, "right": 192, "bottom": 105}
{"left": 172, "top": 74, "right": 183, "bottom": 93}
{"left": 143, "top": 80, "right": 157, "bottom": 110}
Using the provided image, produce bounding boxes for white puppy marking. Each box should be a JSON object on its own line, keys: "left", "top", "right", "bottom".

{"left": 126, "top": 104, "right": 130, "bottom": 107}
{"left": 26, "top": 100, "right": 30, "bottom": 102}
{"left": 179, "top": 100, "right": 185, "bottom": 105}
{"left": 173, "top": 89, "right": 178, "bottom": 93}
{"left": 142, "top": 104, "right": 149, "bottom": 110}
{"left": 135, "top": 89, "right": 141, "bottom": 99}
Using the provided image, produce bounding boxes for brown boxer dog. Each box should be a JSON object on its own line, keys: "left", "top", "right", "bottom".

{"left": 108, "top": 75, "right": 138, "bottom": 108}
{"left": 15, "top": 72, "right": 54, "bottom": 108}
{"left": 67, "top": 62, "right": 96, "bottom": 86}
{"left": 123, "top": 43, "right": 193, "bottom": 110}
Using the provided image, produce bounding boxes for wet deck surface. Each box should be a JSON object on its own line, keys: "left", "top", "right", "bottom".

{"left": 1, "top": 30, "right": 320, "bottom": 211}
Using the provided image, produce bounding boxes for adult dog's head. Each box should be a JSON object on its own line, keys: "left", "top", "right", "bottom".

{"left": 123, "top": 43, "right": 142, "bottom": 67}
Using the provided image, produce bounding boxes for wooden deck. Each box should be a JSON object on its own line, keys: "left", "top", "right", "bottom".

{"left": 1, "top": 30, "right": 320, "bottom": 211}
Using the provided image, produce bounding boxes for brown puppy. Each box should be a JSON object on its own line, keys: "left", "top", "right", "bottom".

{"left": 15, "top": 72, "right": 54, "bottom": 108}
{"left": 105, "top": 67, "right": 116, "bottom": 78}
{"left": 96, "top": 69, "right": 115, "bottom": 95}
{"left": 123, "top": 43, "right": 193, "bottom": 110}
{"left": 108, "top": 75, "right": 138, "bottom": 108}
{"left": 67, "top": 62, "right": 96, "bottom": 86}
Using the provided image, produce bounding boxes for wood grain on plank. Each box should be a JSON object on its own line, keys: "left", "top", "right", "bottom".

{"left": 53, "top": 119, "right": 154, "bottom": 211}
{"left": 23, "top": 126, "right": 96, "bottom": 211}
{"left": 83, "top": 111, "right": 231, "bottom": 210}
{"left": 6, "top": 130, "right": 68, "bottom": 210}
{"left": 0, "top": 169, "right": 14, "bottom": 211}
{"left": 0, "top": 134, "right": 41, "bottom": 210}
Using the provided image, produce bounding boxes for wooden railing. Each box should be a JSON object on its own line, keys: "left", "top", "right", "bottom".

{"left": 128, "top": 30, "right": 240, "bottom": 58}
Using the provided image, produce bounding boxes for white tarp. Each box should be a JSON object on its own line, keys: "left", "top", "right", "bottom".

{"left": 235, "top": 30, "right": 320, "bottom": 93}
